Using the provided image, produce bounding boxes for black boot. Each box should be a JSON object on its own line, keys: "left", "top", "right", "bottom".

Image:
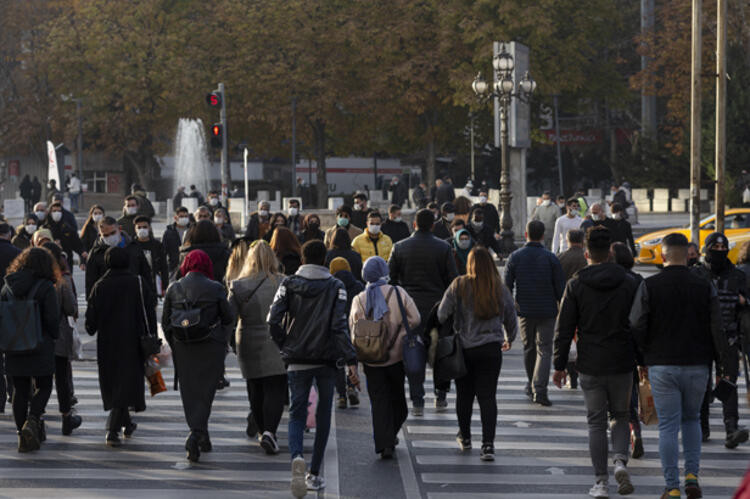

{"left": 725, "top": 426, "right": 749, "bottom": 449}
{"left": 197, "top": 432, "right": 212, "bottom": 452}
{"left": 62, "top": 411, "right": 82, "bottom": 436}
{"left": 186, "top": 432, "right": 201, "bottom": 462}
{"left": 21, "top": 415, "right": 41, "bottom": 451}
{"left": 105, "top": 431, "right": 122, "bottom": 447}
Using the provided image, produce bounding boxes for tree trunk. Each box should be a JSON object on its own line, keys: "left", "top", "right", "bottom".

{"left": 124, "top": 145, "right": 157, "bottom": 195}
{"left": 312, "top": 119, "right": 327, "bottom": 208}
{"left": 424, "top": 110, "right": 437, "bottom": 188}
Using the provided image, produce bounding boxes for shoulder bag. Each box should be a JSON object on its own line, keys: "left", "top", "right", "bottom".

{"left": 395, "top": 287, "right": 426, "bottom": 376}
{"left": 352, "top": 287, "right": 395, "bottom": 363}
{"left": 433, "top": 284, "right": 467, "bottom": 383}
{"left": 137, "top": 276, "right": 162, "bottom": 358}
{"left": 0, "top": 280, "right": 45, "bottom": 353}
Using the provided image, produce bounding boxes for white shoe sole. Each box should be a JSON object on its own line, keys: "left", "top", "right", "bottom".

{"left": 291, "top": 457, "right": 307, "bottom": 498}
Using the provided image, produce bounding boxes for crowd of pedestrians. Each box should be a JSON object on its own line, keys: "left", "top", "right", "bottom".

{"left": 0, "top": 183, "right": 748, "bottom": 499}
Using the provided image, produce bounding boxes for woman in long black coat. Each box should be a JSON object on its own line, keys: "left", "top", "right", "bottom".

{"left": 86, "top": 246, "right": 157, "bottom": 447}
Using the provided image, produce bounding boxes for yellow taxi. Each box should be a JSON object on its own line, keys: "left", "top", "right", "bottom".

{"left": 635, "top": 208, "right": 750, "bottom": 265}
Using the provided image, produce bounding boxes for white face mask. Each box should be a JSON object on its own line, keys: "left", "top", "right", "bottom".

{"left": 393, "top": 217, "right": 402, "bottom": 223}
{"left": 177, "top": 216, "right": 189, "bottom": 227}
{"left": 457, "top": 239, "right": 471, "bottom": 250}
{"left": 136, "top": 228, "right": 150, "bottom": 239}
{"left": 103, "top": 232, "right": 121, "bottom": 247}
{"left": 479, "top": 196, "right": 488, "bottom": 204}
{"left": 209, "top": 198, "right": 218, "bottom": 206}
{"left": 92, "top": 213, "right": 103, "bottom": 223}
{"left": 288, "top": 207, "right": 299, "bottom": 217}
{"left": 472, "top": 220, "right": 484, "bottom": 230}
{"left": 35, "top": 211, "right": 46, "bottom": 221}
{"left": 214, "top": 217, "right": 223, "bottom": 225}
{"left": 542, "top": 199, "right": 551, "bottom": 207}
{"left": 591, "top": 213, "right": 603, "bottom": 221}
{"left": 25, "top": 224, "right": 37, "bottom": 234}
{"left": 613, "top": 212, "right": 623, "bottom": 220}
{"left": 368, "top": 224, "right": 381, "bottom": 235}
{"left": 126, "top": 206, "right": 137, "bottom": 216}
{"left": 445, "top": 213, "right": 455, "bottom": 222}
{"left": 51, "top": 211, "right": 63, "bottom": 222}
{"left": 353, "top": 204, "right": 362, "bottom": 211}
{"left": 259, "top": 209, "right": 269, "bottom": 217}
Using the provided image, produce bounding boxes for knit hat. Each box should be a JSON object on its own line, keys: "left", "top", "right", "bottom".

{"left": 703, "top": 231, "right": 727, "bottom": 252}
{"left": 32, "top": 228, "right": 53, "bottom": 246}
{"left": 329, "top": 257, "right": 351, "bottom": 275}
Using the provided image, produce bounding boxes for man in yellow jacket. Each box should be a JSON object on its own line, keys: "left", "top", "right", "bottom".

{"left": 351, "top": 211, "right": 393, "bottom": 262}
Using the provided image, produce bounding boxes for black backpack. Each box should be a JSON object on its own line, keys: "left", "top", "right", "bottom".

{"left": 0, "top": 280, "right": 45, "bottom": 353}
{"left": 169, "top": 281, "right": 215, "bottom": 343}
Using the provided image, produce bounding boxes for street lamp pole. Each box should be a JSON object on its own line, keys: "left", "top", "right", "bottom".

{"left": 75, "top": 98, "right": 83, "bottom": 207}
{"left": 498, "top": 97, "right": 514, "bottom": 253}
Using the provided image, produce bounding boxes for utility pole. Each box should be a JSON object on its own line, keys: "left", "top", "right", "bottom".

{"left": 689, "top": 0, "right": 702, "bottom": 245}
{"left": 715, "top": 0, "right": 727, "bottom": 232}
{"left": 470, "top": 114, "right": 475, "bottom": 180}
{"left": 641, "top": 0, "right": 657, "bottom": 139}
{"left": 553, "top": 94, "right": 564, "bottom": 196}
{"left": 75, "top": 98, "right": 83, "bottom": 207}
{"left": 219, "top": 82, "right": 230, "bottom": 203}
{"left": 291, "top": 97, "right": 297, "bottom": 198}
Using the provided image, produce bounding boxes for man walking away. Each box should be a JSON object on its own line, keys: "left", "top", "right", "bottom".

{"left": 630, "top": 233, "right": 731, "bottom": 499}
{"left": 553, "top": 226, "right": 639, "bottom": 498}
{"left": 602, "top": 204, "right": 636, "bottom": 255}
{"left": 531, "top": 191, "right": 560, "bottom": 249}
{"left": 389, "top": 209, "right": 458, "bottom": 414}
{"left": 552, "top": 198, "right": 582, "bottom": 254}
{"left": 268, "top": 240, "right": 359, "bottom": 497}
{"left": 505, "top": 220, "right": 565, "bottom": 406}
{"left": 558, "top": 229, "right": 587, "bottom": 280}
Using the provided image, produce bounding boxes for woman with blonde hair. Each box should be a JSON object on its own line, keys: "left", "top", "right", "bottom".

{"left": 224, "top": 239, "right": 249, "bottom": 284}
{"left": 228, "top": 240, "right": 287, "bottom": 454}
{"left": 437, "top": 246, "right": 518, "bottom": 461}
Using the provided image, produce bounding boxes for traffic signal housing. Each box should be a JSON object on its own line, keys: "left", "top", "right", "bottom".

{"left": 210, "top": 123, "right": 223, "bottom": 148}
{"left": 206, "top": 91, "right": 222, "bottom": 108}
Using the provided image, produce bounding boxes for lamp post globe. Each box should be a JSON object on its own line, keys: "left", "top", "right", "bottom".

{"left": 472, "top": 73, "right": 488, "bottom": 96}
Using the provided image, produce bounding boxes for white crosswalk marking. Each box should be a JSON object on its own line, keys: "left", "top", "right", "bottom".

{"left": 397, "top": 351, "right": 750, "bottom": 498}
{"left": 0, "top": 362, "right": 335, "bottom": 498}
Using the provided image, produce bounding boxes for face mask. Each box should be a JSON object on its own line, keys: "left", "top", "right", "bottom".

{"left": 368, "top": 224, "right": 381, "bottom": 235}
{"left": 687, "top": 257, "right": 699, "bottom": 267}
{"left": 393, "top": 217, "right": 402, "bottom": 223}
{"left": 542, "top": 200, "right": 551, "bottom": 207}
{"left": 136, "top": 228, "right": 150, "bottom": 239}
{"left": 472, "top": 220, "right": 484, "bottom": 230}
{"left": 613, "top": 212, "right": 623, "bottom": 220}
{"left": 25, "top": 224, "right": 37, "bottom": 234}
{"left": 309, "top": 221, "right": 320, "bottom": 230}
{"left": 214, "top": 217, "right": 223, "bottom": 225}
{"left": 354, "top": 203, "right": 364, "bottom": 211}
{"left": 706, "top": 248, "right": 729, "bottom": 267}
{"left": 479, "top": 196, "right": 488, "bottom": 204}
{"left": 337, "top": 217, "right": 349, "bottom": 227}
{"left": 51, "top": 211, "right": 62, "bottom": 222}
{"left": 177, "top": 216, "right": 189, "bottom": 227}
{"left": 433, "top": 212, "right": 440, "bottom": 220}
{"left": 92, "top": 213, "right": 103, "bottom": 223}
{"left": 259, "top": 209, "right": 269, "bottom": 217}
{"left": 288, "top": 207, "right": 299, "bottom": 217}
{"left": 103, "top": 233, "right": 121, "bottom": 247}
{"left": 209, "top": 198, "right": 218, "bottom": 206}
{"left": 126, "top": 206, "right": 137, "bottom": 216}
{"left": 35, "top": 211, "right": 46, "bottom": 221}
{"left": 445, "top": 213, "right": 455, "bottom": 222}
{"left": 591, "top": 213, "right": 603, "bottom": 221}
{"left": 458, "top": 239, "right": 471, "bottom": 250}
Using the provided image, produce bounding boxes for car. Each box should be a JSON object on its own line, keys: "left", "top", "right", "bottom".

{"left": 635, "top": 208, "right": 750, "bottom": 265}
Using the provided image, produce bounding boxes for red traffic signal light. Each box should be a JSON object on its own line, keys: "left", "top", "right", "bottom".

{"left": 209, "top": 123, "right": 223, "bottom": 147}
{"left": 206, "top": 91, "right": 222, "bottom": 108}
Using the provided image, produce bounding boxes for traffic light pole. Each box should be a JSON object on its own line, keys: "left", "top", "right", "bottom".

{"left": 219, "top": 82, "right": 230, "bottom": 203}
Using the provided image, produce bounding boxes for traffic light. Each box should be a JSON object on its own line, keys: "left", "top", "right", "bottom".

{"left": 210, "top": 123, "right": 223, "bottom": 148}
{"left": 206, "top": 91, "right": 222, "bottom": 108}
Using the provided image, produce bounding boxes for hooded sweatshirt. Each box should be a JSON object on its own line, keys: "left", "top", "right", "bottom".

{"left": 553, "top": 262, "right": 639, "bottom": 375}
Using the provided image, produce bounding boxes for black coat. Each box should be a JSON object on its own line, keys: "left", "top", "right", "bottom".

{"left": 412, "top": 186, "right": 428, "bottom": 209}
{"left": 332, "top": 269, "right": 364, "bottom": 314}
{"left": 0, "top": 239, "right": 21, "bottom": 279}
{"left": 389, "top": 182, "right": 408, "bottom": 207}
{"left": 279, "top": 251, "right": 302, "bottom": 276}
{"left": 388, "top": 230, "right": 458, "bottom": 318}
{"left": 85, "top": 234, "right": 154, "bottom": 300}
{"left": 350, "top": 208, "right": 372, "bottom": 231}
{"left": 432, "top": 218, "right": 452, "bottom": 241}
{"left": 80, "top": 222, "right": 99, "bottom": 253}
{"left": 43, "top": 218, "right": 84, "bottom": 266}
{"left": 177, "top": 242, "right": 231, "bottom": 283}
{"left": 134, "top": 236, "right": 170, "bottom": 295}
{"left": 245, "top": 213, "right": 271, "bottom": 241}
{"left": 12, "top": 228, "right": 32, "bottom": 250}
{"left": 86, "top": 268, "right": 156, "bottom": 412}
{"left": 467, "top": 223, "right": 503, "bottom": 255}
{"left": 382, "top": 219, "right": 411, "bottom": 244}
{"left": 30, "top": 179, "right": 42, "bottom": 204}
{"left": 435, "top": 183, "right": 456, "bottom": 205}
{"left": 19, "top": 176, "right": 32, "bottom": 198}
{"left": 602, "top": 218, "right": 636, "bottom": 255}
{"left": 325, "top": 248, "right": 363, "bottom": 283}
{"left": 299, "top": 229, "right": 325, "bottom": 244}
{"left": 162, "top": 223, "right": 190, "bottom": 274}
{"left": 2, "top": 270, "right": 60, "bottom": 377}
{"left": 479, "top": 203, "right": 500, "bottom": 234}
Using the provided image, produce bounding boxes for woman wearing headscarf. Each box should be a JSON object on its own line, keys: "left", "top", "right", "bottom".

{"left": 85, "top": 247, "right": 157, "bottom": 447}
{"left": 451, "top": 229, "right": 474, "bottom": 275}
{"left": 349, "top": 256, "right": 420, "bottom": 459}
{"left": 162, "top": 249, "right": 234, "bottom": 463}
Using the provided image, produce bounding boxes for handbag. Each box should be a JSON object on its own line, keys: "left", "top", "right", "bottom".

{"left": 137, "top": 276, "right": 161, "bottom": 358}
{"left": 394, "top": 287, "right": 426, "bottom": 376}
{"left": 0, "top": 280, "right": 44, "bottom": 353}
{"left": 144, "top": 356, "right": 166, "bottom": 396}
{"left": 434, "top": 333, "right": 467, "bottom": 383}
{"left": 638, "top": 378, "right": 658, "bottom": 425}
{"left": 352, "top": 287, "right": 395, "bottom": 363}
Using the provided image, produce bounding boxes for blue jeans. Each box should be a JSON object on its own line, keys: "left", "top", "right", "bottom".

{"left": 288, "top": 366, "right": 336, "bottom": 475}
{"left": 649, "top": 365, "right": 710, "bottom": 490}
{"left": 69, "top": 192, "right": 80, "bottom": 212}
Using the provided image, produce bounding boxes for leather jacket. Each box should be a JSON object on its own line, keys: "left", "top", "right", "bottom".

{"left": 267, "top": 264, "right": 357, "bottom": 367}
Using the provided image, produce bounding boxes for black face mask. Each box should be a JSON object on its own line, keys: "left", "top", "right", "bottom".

{"left": 687, "top": 257, "right": 699, "bottom": 267}
{"left": 705, "top": 248, "right": 729, "bottom": 272}
{"left": 309, "top": 222, "right": 320, "bottom": 230}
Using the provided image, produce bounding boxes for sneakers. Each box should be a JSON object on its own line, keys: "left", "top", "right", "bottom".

{"left": 290, "top": 456, "right": 307, "bottom": 498}
{"left": 246, "top": 413, "right": 259, "bottom": 439}
{"left": 480, "top": 444, "right": 495, "bottom": 461}
{"left": 533, "top": 393, "right": 552, "bottom": 407}
{"left": 614, "top": 460, "right": 634, "bottom": 495}
{"left": 62, "top": 411, "right": 82, "bottom": 436}
{"left": 347, "top": 388, "right": 359, "bottom": 408}
{"left": 660, "top": 489, "right": 681, "bottom": 498}
{"left": 456, "top": 431, "right": 472, "bottom": 451}
{"left": 306, "top": 472, "right": 325, "bottom": 491}
{"left": 337, "top": 396, "right": 348, "bottom": 409}
{"left": 411, "top": 406, "right": 424, "bottom": 417}
{"left": 260, "top": 431, "right": 280, "bottom": 455}
{"left": 185, "top": 432, "right": 200, "bottom": 462}
{"left": 725, "top": 428, "right": 749, "bottom": 449}
{"left": 123, "top": 422, "right": 138, "bottom": 439}
{"left": 684, "top": 473, "right": 702, "bottom": 499}
{"left": 630, "top": 432, "right": 644, "bottom": 459}
{"left": 105, "top": 431, "right": 122, "bottom": 447}
{"left": 435, "top": 397, "right": 448, "bottom": 412}
{"left": 589, "top": 480, "right": 609, "bottom": 498}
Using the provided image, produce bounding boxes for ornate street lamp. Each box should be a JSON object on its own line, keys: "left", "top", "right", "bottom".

{"left": 472, "top": 48, "right": 536, "bottom": 255}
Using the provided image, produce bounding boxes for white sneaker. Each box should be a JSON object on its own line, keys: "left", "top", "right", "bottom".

{"left": 614, "top": 460, "right": 634, "bottom": 495}
{"left": 589, "top": 480, "right": 609, "bottom": 498}
{"left": 291, "top": 456, "right": 307, "bottom": 498}
{"left": 306, "top": 472, "right": 326, "bottom": 491}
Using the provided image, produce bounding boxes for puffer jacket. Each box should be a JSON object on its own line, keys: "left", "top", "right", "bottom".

{"left": 267, "top": 264, "right": 357, "bottom": 367}
{"left": 504, "top": 241, "right": 565, "bottom": 318}
{"left": 349, "top": 283, "right": 420, "bottom": 367}
{"left": 553, "top": 262, "right": 639, "bottom": 375}
{"left": 351, "top": 230, "right": 393, "bottom": 262}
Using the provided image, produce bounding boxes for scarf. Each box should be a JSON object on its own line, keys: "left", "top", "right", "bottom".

{"left": 180, "top": 249, "right": 214, "bottom": 279}
{"left": 362, "top": 256, "right": 389, "bottom": 320}
{"left": 453, "top": 229, "right": 473, "bottom": 266}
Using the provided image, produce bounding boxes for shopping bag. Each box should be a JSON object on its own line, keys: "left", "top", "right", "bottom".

{"left": 70, "top": 317, "right": 84, "bottom": 361}
{"left": 156, "top": 341, "right": 172, "bottom": 367}
{"left": 145, "top": 357, "right": 167, "bottom": 396}
{"left": 306, "top": 385, "right": 318, "bottom": 429}
{"left": 638, "top": 378, "right": 658, "bottom": 425}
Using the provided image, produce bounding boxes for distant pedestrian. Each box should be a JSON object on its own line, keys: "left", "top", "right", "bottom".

{"left": 299, "top": 213, "right": 324, "bottom": 244}
{"left": 178, "top": 220, "right": 231, "bottom": 282}
{"left": 603, "top": 203, "right": 636, "bottom": 255}
{"left": 558, "top": 229, "right": 587, "bottom": 280}
{"left": 270, "top": 226, "right": 302, "bottom": 276}
{"left": 504, "top": 220, "right": 565, "bottom": 406}
{"left": 412, "top": 182, "right": 428, "bottom": 209}
{"left": 19, "top": 175, "right": 33, "bottom": 213}
{"left": 388, "top": 176, "right": 408, "bottom": 207}
{"left": 351, "top": 192, "right": 372, "bottom": 230}
{"left": 286, "top": 199, "right": 304, "bottom": 239}
{"left": 162, "top": 206, "right": 192, "bottom": 275}
{"left": 467, "top": 206, "right": 503, "bottom": 257}
{"left": 580, "top": 202, "right": 606, "bottom": 233}
{"left": 30, "top": 177, "right": 42, "bottom": 206}
{"left": 67, "top": 173, "right": 81, "bottom": 213}
{"left": 531, "top": 191, "right": 560, "bottom": 250}
{"left": 432, "top": 202, "right": 455, "bottom": 241}
{"left": 133, "top": 217, "right": 169, "bottom": 296}
{"left": 12, "top": 214, "right": 39, "bottom": 251}
{"left": 552, "top": 197, "right": 582, "bottom": 254}
{"left": 117, "top": 196, "right": 140, "bottom": 239}
{"left": 245, "top": 200, "right": 272, "bottom": 241}
{"left": 45, "top": 179, "right": 60, "bottom": 206}
{"left": 0, "top": 222, "right": 21, "bottom": 415}
{"left": 381, "top": 204, "right": 411, "bottom": 244}
{"left": 188, "top": 184, "right": 205, "bottom": 205}
{"left": 213, "top": 207, "right": 236, "bottom": 243}
{"left": 162, "top": 249, "right": 234, "bottom": 462}
{"left": 324, "top": 228, "right": 363, "bottom": 283}
{"left": 476, "top": 190, "right": 499, "bottom": 235}
{"left": 131, "top": 184, "right": 155, "bottom": 219}
{"left": 173, "top": 186, "right": 187, "bottom": 209}
{"left": 43, "top": 201, "right": 85, "bottom": 270}
{"left": 553, "top": 226, "right": 639, "bottom": 498}
{"left": 435, "top": 177, "right": 456, "bottom": 205}
{"left": 324, "top": 205, "right": 362, "bottom": 248}
{"left": 438, "top": 247, "right": 517, "bottom": 461}
{"left": 451, "top": 229, "right": 474, "bottom": 275}
{"left": 79, "top": 205, "right": 105, "bottom": 254}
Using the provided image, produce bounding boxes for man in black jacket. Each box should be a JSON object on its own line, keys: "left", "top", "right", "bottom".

{"left": 389, "top": 209, "right": 458, "bottom": 414}
{"left": 691, "top": 231, "right": 749, "bottom": 448}
{"left": 117, "top": 196, "right": 140, "bottom": 239}
{"left": 85, "top": 216, "right": 153, "bottom": 301}
{"left": 350, "top": 192, "right": 372, "bottom": 230}
{"left": 602, "top": 203, "right": 636, "bottom": 255}
{"left": 435, "top": 177, "right": 455, "bottom": 205}
{"left": 162, "top": 206, "right": 192, "bottom": 276}
{"left": 553, "top": 226, "right": 639, "bottom": 498}
{"left": 629, "top": 233, "right": 731, "bottom": 498}
{"left": 43, "top": 201, "right": 86, "bottom": 270}
{"left": 467, "top": 206, "right": 503, "bottom": 257}
{"left": 267, "top": 240, "right": 359, "bottom": 495}
{"left": 381, "top": 204, "right": 411, "bottom": 244}
{"left": 432, "top": 202, "right": 454, "bottom": 241}
{"left": 133, "top": 216, "right": 169, "bottom": 297}
{"left": 477, "top": 189, "right": 500, "bottom": 235}
{"left": 412, "top": 182, "right": 428, "bottom": 209}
